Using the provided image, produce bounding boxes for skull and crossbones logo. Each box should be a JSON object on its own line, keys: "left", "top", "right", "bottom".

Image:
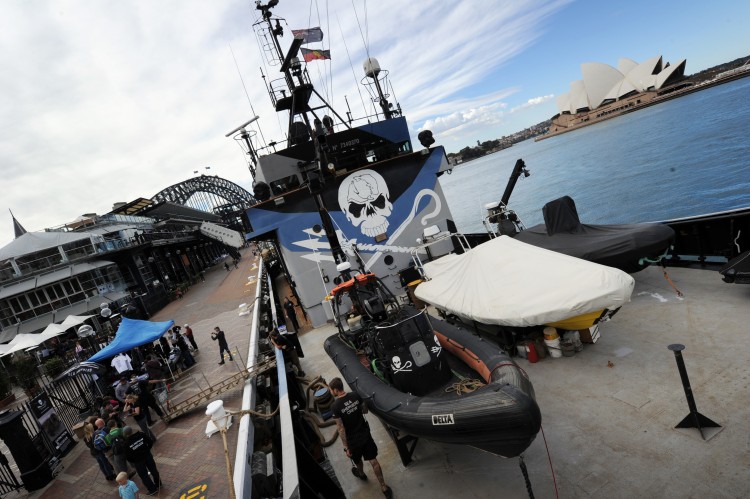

{"left": 431, "top": 334, "right": 442, "bottom": 356}
{"left": 391, "top": 355, "right": 413, "bottom": 373}
{"left": 338, "top": 169, "right": 393, "bottom": 238}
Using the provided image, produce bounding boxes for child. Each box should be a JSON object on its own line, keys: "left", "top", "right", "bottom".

{"left": 116, "top": 471, "right": 140, "bottom": 498}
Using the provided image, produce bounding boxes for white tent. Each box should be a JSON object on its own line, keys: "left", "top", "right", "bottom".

{"left": 0, "top": 314, "right": 94, "bottom": 357}
{"left": 59, "top": 314, "right": 95, "bottom": 329}
{"left": 0, "top": 330, "right": 67, "bottom": 357}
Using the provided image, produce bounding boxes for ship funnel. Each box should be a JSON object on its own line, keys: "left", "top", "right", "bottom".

{"left": 363, "top": 58, "right": 381, "bottom": 78}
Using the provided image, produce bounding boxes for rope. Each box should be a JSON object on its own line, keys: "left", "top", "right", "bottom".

{"left": 301, "top": 410, "right": 339, "bottom": 447}
{"left": 444, "top": 378, "right": 485, "bottom": 395}
{"left": 518, "top": 454, "right": 535, "bottom": 499}
{"left": 661, "top": 262, "right": 684, "bottom": 297}
{"left": 540, "top": 425, "right": 560, "bottom": 498}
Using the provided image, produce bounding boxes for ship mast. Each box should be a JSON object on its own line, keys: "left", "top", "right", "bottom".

{"left": 255, "top": 0, "right": 350, "bottom": 148}
{"left": 255, "top": 0, "right": 351, "bottom": 272}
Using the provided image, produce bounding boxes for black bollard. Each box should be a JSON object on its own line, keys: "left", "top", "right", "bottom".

{"left": 668, "top": 344, "right": 721, "bottom": 440}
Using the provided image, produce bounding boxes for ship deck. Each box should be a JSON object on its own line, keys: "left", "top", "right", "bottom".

{"left": 299, "top": 265, "right": 750, "bottom": 498}
{"left": 13, "top": 261, "right": 750, "bottom": 498}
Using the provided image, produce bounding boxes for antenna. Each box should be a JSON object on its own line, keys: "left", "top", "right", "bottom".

{"left": 226, "top": 117, "right": 261, "bottom": 178}
{"left": 225, "top": 116, "right": 260, "bottom": 137}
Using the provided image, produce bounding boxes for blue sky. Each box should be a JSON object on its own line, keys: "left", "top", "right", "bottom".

{"left": 1, "top": 0, "right": 749, "bottom": 247}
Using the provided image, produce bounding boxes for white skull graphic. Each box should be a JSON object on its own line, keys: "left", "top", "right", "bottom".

{"left": 338, "top": 169, "right": 393, "bottom": 237}
{"left": 392, "top": 355, "right": 402, "bottom": 369}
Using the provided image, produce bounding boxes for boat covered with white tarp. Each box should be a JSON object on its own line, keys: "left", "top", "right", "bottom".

{"left": 414, "top": 235, "right": 635, "bottom": 328}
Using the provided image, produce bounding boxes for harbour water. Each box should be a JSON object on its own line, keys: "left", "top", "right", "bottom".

{"left": 440, "top": 77, "right": 750, "bottom": 233}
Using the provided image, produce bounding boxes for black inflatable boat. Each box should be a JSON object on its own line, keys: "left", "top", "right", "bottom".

{"left": 488, "top": 160, "right": 675, "bottom": 273}
{"left": 514, "top": 196, "right": 675, "bottom": 273}
{"left": 323, "top": 273, "right": 541, "bottom": 458}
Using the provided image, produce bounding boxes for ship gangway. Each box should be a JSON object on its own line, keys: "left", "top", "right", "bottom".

{"left": 161, "top": 356, "right": 277, "bottom": 423}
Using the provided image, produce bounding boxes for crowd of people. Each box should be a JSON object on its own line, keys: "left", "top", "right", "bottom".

{"left": 79, "top": 319, "right": 238, "bottom": 495}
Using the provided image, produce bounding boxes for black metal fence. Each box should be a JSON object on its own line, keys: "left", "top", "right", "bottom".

{"left": 0, "top": 450, "right": 22, "bottom": 495}
{"left": 0, "top": 372, "right": 91, "bottom": 495}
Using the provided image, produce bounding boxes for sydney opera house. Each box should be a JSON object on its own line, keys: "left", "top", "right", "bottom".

{"left": 547, "top": 55, "right": 687, "bottom": 135}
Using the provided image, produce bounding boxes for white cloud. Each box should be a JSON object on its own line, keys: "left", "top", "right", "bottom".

{"left": 510, "top": 94, "right": 556, "bottom": 112}
{"left": 0, "top": 0, "right": 570, "bottom": 246}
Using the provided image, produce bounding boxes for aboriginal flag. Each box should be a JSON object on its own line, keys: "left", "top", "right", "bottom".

{"left": 301, "top": 48, "right": 331, "bottom": 62}
{"left": 291, "top": 27, "right": 324, "bottom": 44}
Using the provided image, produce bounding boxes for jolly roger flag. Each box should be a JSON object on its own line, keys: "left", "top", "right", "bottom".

{"left": 301, "top": 48, "right": 331, "bottom": 63}
{"left": 291, "top": 27, "right": 324, "bottom": 44}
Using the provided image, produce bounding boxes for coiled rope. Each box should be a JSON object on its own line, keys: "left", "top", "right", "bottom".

{"left": 444, "top": 378, "right": 485, "bottom": 395}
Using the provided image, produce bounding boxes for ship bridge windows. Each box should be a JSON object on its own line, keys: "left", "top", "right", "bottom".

{"left": 270, "top": 174, "right": 301, "bottom": 196}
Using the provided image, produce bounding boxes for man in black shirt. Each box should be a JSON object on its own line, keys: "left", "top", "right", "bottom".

{"left": 211, "top": 326, "right": 233, "bottom": 365}
{"left": 269, "top": 328, "right": 305, "bottom": 377}
{"left": 283, "top": 296, "right": 300, "bottom": 332}
{"left": 123, "top": 425, "right": 161, "bottom": 495}
{"left": 330, "top": 377, "right": 392, "bottom": 498}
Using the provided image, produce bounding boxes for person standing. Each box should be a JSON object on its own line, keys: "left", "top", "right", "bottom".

{"left": 329, "top": 377, "right": 392, "bottom": 498}
{"left": 116, "top": 471, "right": 140, "bottom": 499}
{"left": 283, "top": 296, "right": 301, "bottom": 333}
{"left": 136, "top": 379, "right": 164, "bottom": 425}
{"left": 106, "top": 420, "right": 135, "bottom": 477}
{"left": 211, "top": 327, "right": 233, "bottom": 365}
{"left": 124, "top": 394, "right": 157, "bottom": 442}
{"left": 269, "top": 328, "right": 305, "bottom": 377}
{"left": 172, "top": 327, "right": 195, "bottom": 367}
{"left": 183, "top": 324, "right": 198, "bottom": 351}
{"left": 84, "top": 422, "right": 115, "bottom": 481}
{"left": 224, "top": 262, "right": 230, "bottom": 271}
{"left": 115, "top": 377, "right": 130, "bottom": 406}
{"left": 123, "top": 426, "right": 162, "bottom": 495}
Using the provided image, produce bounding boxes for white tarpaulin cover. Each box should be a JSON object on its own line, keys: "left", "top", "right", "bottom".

{"left": 414, "top": 236, "right": 635, "bottom": 327}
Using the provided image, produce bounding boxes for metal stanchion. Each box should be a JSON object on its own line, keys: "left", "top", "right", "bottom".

{"left": 668, "top": 344, "right": 721, "bottom": 440}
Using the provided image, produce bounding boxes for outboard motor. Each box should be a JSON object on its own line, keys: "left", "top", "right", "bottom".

{"left": 371, "top": 311, "right": 451, "bottom": 396}
{"left": 484, "top": 201, "right": 523, "bottom": 236}
{"left": 363, "top": 296, "right": 387, "bottom": 321}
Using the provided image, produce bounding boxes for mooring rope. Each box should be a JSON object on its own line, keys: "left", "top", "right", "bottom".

{"left": 519, "top": 454, "right": 535, "bottom": 499}
{"left": 661, "top": 262, "right": 684, "bottom": 297}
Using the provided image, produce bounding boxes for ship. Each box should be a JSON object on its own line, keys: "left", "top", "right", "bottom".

{"left": 234, "top": 2, "right": 750, "bottom": 498}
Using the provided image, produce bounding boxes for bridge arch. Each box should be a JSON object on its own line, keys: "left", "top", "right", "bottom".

{"left": 151, "top": 175, "right": 257, "bottom": 231}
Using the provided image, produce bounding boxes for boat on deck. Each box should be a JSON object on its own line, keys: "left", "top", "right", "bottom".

{"left": 483, "top": 159, "right": 676, "bottom": 274}
{"left": 323, "top": 271, "right": 541, "bottom": 459}
{"left": 413, "top": 234, "right": 634, "bottom": 331}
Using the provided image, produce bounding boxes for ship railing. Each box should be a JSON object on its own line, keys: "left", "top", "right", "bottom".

{"left": 232, "top": 260, "right": 300, "bottom": 499}
{"left": 410, "top": 227, "right": 471, "bottom": 281}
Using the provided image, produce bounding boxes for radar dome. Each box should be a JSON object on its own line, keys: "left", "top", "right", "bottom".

{"left": 363, "top": 58, "right": 381, "bottom": 78}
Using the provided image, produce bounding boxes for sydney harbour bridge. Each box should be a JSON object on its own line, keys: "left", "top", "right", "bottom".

{"left": 150, "top": 175, "right": 257, "bottom": 233}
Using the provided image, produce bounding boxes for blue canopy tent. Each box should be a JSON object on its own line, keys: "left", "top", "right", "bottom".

{"left": 88, "top": 317, "right": 174, "bottom": 362}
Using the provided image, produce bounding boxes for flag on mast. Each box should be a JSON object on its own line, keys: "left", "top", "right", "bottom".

{"left": 291, "top": 27, "right": 324, "bottom": 44}
{"left": 301, "top": 48, "right": 331, "bottom": 62}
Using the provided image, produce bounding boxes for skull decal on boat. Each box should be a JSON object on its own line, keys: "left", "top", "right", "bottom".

{"left": 391, "top": 355, "right": 412, "bottom": 373}
{"left": 338, "top": 169, "right": 393, "bottom": 237}
{"left": 431, "top": 334, "right": 442, "bottom": 355}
